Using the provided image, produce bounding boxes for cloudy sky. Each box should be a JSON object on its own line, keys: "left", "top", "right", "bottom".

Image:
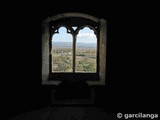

{"left": 52, "top": 27, "right": 97, "bottom": 43}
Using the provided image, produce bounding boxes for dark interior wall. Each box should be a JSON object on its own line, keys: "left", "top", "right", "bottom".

{"left": 1, "top": 1, "right": 159, "bottom": 119}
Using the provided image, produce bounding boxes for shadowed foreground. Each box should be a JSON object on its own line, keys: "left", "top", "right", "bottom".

{"left": 8, "top": 106, "right": 115, "bottom": 120}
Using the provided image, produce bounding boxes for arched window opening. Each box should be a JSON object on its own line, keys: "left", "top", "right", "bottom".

{"left": 51, "top": 27, "right": 73, "bottom": 72}
{"left": 76, "top": 27, "right": 97, "bottom": 73}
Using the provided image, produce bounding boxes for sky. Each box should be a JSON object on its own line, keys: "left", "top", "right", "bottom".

{"left": 52, "top": 27, "right": 97, "bottom": 43}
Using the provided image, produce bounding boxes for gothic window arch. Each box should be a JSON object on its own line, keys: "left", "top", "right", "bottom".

{"left": 42, "top": 13, "right": 107, "bottom": 85}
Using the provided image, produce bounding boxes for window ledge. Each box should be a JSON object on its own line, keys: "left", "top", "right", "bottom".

{"left": 42, "top": 80, "right": 105, "bottom": 86}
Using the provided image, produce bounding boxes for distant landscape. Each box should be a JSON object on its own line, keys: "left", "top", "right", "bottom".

{"left": 52, "top": 42, "right": 96, "bottom": 48}
{"left": 52, "top": 42, "right": 97, "bottom": 72}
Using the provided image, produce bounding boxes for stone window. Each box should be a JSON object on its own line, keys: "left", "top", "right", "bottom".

{"left": 42, "top": 13, "right": 107, "bottom": 85}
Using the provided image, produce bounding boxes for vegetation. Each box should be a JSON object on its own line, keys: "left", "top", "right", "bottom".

{"left": 52, "top": 47, "right": 96, "bottom": 72}
{"left": 76, "top": 57, "right": 96, "bottom": 72}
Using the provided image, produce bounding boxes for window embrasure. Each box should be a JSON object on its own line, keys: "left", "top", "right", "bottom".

{"left": 42, "top": 13, "right": 107, "bottom": 85}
